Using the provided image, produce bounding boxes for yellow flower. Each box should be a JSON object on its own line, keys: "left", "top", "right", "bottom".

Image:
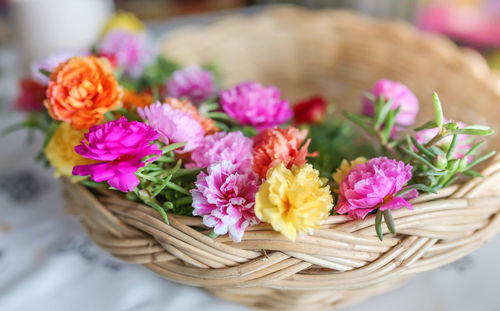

{"left": 44, "top": 123, "right": 96, "bottom": 179}
{"left": 255, "top": 163, "right": 333, "bottom": 241}
{"left": 332, "top": 157, "right": 367, "bottom": 184}
{"left": 101, "top": 11, "right": 145, "bottom": 37}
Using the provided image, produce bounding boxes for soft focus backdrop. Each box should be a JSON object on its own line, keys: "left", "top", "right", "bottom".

{"left": 1, "top": 1, "right": 500, "bottom": 311}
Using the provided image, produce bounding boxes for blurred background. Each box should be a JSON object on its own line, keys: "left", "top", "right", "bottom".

{"left": 1, "top": 1, "right": 500, "bottom": 311}
{"left": 2, "top": 0, "right": 500, "bottom": 110}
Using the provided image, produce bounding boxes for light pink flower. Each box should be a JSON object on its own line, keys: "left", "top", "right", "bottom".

{"left": 362, "top": 79, "right": 419, "bottom": 127}
{"left": 30, "top": 52, "right": 82, "bottom": 85}
{"left": 73, "top": 117, "right": 161, "bottom": 192}
{"left": 137, "top": 101, "right": 204, "bottom": 153}
{"left": 166, "top": 65, "right": 215, "bottom": 104}
{"left": 186, "top": 131, "right": 253, "bottom": 173}
{"left": 191, "top": 161, "right": 261, "bottom": 242}
{"left": 415, "top": 119, "right": 472, "bottom": 159}
{"left": 220, "top": 82, "right": 293, "bottom": 130}
{"left": 336, "top": 157, "right": 418, "bottom": 220}
{"left": 98, "top": 29, "right": 154, "bottom": 78}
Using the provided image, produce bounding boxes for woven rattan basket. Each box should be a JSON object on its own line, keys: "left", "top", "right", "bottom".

{"left": 63, "top": 6, "right": 500, "bottom": 311}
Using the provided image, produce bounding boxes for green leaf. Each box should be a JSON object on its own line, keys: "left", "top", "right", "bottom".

{"left": 414, "top": 120, "right": 438, "bottom": 131}
{"left": 446, "top": 134, "right": 458, "bottom": 159}
{"left": 381, "top": 106, "right": 399, "bottom": 143}
{"left": 402, "top": 148, "right": 440, "bottom": 170}
{"left": 42, "top": 121, "right": 61, "bottom": 150}
{"left": 344, "top": 111, "right": 376, "bottom": 136}
{"left": 433, "top": 93, "right": 444, "bottom": 130}
{"left": 375, "top": 209, "right": 384, "bottom": 241}
{"left": 461, "top": 151, "right": 497, "bottom": 172}
{"left": 465, "top": 141, "right": 486, "bottom": 157}
{"left": 462, "top": 170, "right": 484, "bottom": 178}
{"left": 206, "top": 231, "right": 219, "bottom": 239}
{"left": 397, "top": 184, "right": 437, "bottom": 195}
{"left": 161, "top": 142, "right": 187, "bottom": 154}
{"left": 450, "top": 127, "right": 494, "bottom": 136}
{"left": 383, "top": 210, "right": 396, "bottom": 234}
{"left": 410, "top": 136, "right": 435, "bottom": 158}
{"left": 104, "top": 111, "right": 116, "bottom": 121}
{"left": 39, "top": 69, "right": 51, "bottom": 78}
{"left": 374, "top": 97, "right": 392, "bottom": 129}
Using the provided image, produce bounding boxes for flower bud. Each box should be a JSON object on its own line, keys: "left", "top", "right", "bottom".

{"left": 447, "top": 159, "right": 460, "bottom": 171}
{"left": 293, "top": 95, "right": 328, "bottom": 125}
{"left": 434, "top": 154, "right": 448, "bottom": 169}
{"left": 458, "top": 156, "right": 469, "bottom": 171}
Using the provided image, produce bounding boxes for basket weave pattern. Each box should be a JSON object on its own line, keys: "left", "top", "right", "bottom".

{"left": 63, "top": 7, "right": 500, "bottom": 311}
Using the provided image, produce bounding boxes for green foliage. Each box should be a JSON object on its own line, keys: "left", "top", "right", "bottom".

{"left": 307, "top": 118, "right": 378, "bottom": 178}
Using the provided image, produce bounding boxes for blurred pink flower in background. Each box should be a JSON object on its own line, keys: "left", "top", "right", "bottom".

{"left": 417, "top": 2, "right": 500, "bottom": 48}
{"left": 30, "top": 52, "right": 82, "bottom": 85}
{"left": 220, "top": 82, "right": 293, "bottom": 130}
{"left": 98, "top": 29, "right": 154, "bottom": 78}
{"left": 166, "top": 65, "right": 216, "bottom": 104}
{"left": 137, "top": 101, "right": 204, "bottom": 153}
{"left": 362, "top": 79, "right": 419, "bottom": 128}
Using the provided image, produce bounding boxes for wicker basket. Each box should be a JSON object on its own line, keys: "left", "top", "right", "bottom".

{"left": 63, "top": 6, "right": 500, "bottom": 311}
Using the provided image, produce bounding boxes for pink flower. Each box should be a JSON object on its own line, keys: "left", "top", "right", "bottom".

{"left": 191, "top": 161, "right": 261, "bottom": 242}
{"left": 336, "top": 157, "right": 418, "bottom": 220}
{"left": 73, "top": 117, "right": 161, "bottom": 192}
{"left": 98, "top": 29, "right": 154, "bottom": 78}
{"left": 220, "top": 82, "right": 293, "bottom": 130}
{"left": 137, "top": 101, "right": 205, "bottom": 153}
{"left": 166, "top": 65, "right": 215, "bottom": 104}
{"left": 362, "top": 79, "right": 419, "bottom": 127}
{"left": 186, "top": 131, "right": 253, "bottom": 173}
{"left": 415, "top": 119, "right": 472, "bottom": 159}
{"left": 30, "top": 52, "right": 82, "bottom": 85}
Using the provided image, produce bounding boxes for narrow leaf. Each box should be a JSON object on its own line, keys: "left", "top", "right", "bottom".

{"left": 433, "top": 93, "right": 444, "bottom": 130}
{"left": 414, "top": 120, "right": 438, "bottom": 131}
{"left": 375, "top": 209, "right": 383, "bottom": 241}
{"left": 383, "top": 210, "right": 396, "bottom": 234}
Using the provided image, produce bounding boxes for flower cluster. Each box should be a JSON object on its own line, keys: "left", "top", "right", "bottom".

{"left": 12, "top": 12, "right": 495, "bottom": 245}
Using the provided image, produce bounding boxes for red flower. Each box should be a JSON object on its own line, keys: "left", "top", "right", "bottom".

{"left": 293, "top": 95, "right": 328, "bottom": 125}
{"left": 14, "top": 78, "right": 46, "bottom": 113}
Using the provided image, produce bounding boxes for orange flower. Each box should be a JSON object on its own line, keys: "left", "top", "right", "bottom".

{"left": 252, "top": 126, "right": 316, "bottom": 179}
{"left": 44, "top": 56, "right": 122, "bottom": 130}
{"left": 123, "top": 88, "right": 153, "bottom": 109}
{"left": 164, "top": 97, "right": 219, "bottom": 134}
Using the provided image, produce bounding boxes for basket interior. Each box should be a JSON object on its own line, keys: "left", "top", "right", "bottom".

{"left": 160, "top": 6, "right": 500, "bottom": 149}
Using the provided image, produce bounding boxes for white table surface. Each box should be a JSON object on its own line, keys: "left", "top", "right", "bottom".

{"left": 1, "top": 11, "right": 500, "bottom": 311}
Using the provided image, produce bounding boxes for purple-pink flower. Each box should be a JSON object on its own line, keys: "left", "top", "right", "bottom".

{"left": 362, "top": 79, "right": 419, "bottom": 127}
{"left": 137, "top": 101, "right": 205, "bottom": 153}
{"left": 220, "top": 82, "right": 293, "bottom": 130}
{"left": 166, "top": 65, "right": 215, "bottom": 104}
{"left": 186, "top": 131, "right": 253, "bottom": 173}
{"left": 415, "top": 119, "right": 472, "bottom": 159}
{"left": 336, "top": 157, "right": 418, "bottom": 220}
{"left": 191, "top": 161, "right": 261, "bottom": 242}
{"left": 98, "top": 29, "right": 154, "bottom": 78}
{"left": 30, "top": 52, "right": 82, "bottom": 85}
{"left": 72, "top": 117, "right": 161, "bottom": 192}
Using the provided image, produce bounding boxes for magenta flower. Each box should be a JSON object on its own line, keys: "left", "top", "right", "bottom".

{"left": 415, "top": 119, "right": 472, "bottom": 159}
{"left": 362, "top": 79, "right": 419, "bottom": 127}
{"left": 220, "top": 82, "right": 293, "bottom": 130}
{"left": 336, "top": 157, "right": 418, "bottom": 220}
{"left": 137, "top": 101, "right": 205, "bottom": 153}
{"left": 186, "top": 131, "right": 253, "bottom": 173}
{"left": 166, "top": 65, "right": 215, "bottom": 104}
{"left": 191, "top": 161, "right": 261, "bottom": 242}
{"left": 30, "top": 51, "right": 82, "bottom": 85}
{"left": 73, "top": 117, "right": 161, "bottom": 192}
{"left": 98, "top": 29, "right": 154, "bottom": 78}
